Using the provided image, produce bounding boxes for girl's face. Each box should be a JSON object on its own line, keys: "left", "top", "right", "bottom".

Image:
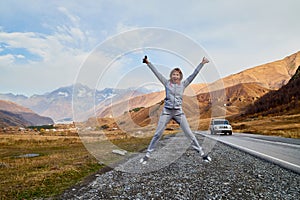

{"left": 171, "top": 71, "right": 181, "bottom": 83}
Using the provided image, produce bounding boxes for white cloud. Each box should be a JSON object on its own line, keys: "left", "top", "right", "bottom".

{"left": 115, "top": 22, "right": 138, "bottom": 34}
{"left": 0, "top": 54, "right": 14, "bottom": 66}
{"left": 0, "top": 0, "right": 299, "bottom": 96}
{"left": 0, "top": 6, "right": 94, "bottom": 95}
{"left": 58, "top": 6, "right": 80, "bottom": 25}
{"left": 54, "top": 7, "right": 91, "bottom": 49}
{"left": 15, "top": 54, "right": 25, "bottom": 59}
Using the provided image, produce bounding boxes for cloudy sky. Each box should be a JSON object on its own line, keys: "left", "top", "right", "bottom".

{"left": 0, "top": 0, "right": 299, "bottom": 96}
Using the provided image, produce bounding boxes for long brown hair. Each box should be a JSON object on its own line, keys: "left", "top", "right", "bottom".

{"left": 169, "top": 68, "right": 183, "bottom": 80}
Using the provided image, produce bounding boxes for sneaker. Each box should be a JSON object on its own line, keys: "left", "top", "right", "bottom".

{"left": 139, "top": 155, "right": 149, "bottom": 164}
{"left": 202, "top": 155, "right": 212, "bottom": 163}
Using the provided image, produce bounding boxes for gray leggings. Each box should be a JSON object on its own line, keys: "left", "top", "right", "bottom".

{"left": 146, "top": 108, "right": 204, "bottom": 156}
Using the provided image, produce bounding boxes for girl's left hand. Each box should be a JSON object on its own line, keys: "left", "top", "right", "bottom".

{"left": 202, "top": 57, "right": 209, "bottom": 64}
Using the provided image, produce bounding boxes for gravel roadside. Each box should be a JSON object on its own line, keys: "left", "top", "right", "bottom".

{"left": 57, "top": 134, "right": 300, "bottom": 200}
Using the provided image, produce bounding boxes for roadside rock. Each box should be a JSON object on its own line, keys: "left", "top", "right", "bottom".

{"left": 112, "top": 149, "right": 127, "bottom": 156}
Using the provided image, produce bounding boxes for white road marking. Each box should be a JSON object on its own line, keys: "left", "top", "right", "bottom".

{"left": 196, "top": 131, "right": 300, "bottom": 174}
{"left": 246, "top": 137, "right": 300, "bottom": 148}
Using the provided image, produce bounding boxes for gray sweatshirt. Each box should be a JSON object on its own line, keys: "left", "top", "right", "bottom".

{"left": 147, "top": 62, "right": 204, "bottom": 110}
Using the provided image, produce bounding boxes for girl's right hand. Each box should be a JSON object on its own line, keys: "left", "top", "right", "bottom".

{"left": 142, "top": 55, "right": 149, "bottom": 64}
{"left": 201, "top": 57, "right": 209, "bottom": 64}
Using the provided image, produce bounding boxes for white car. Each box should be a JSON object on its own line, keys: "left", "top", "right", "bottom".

{"left": 209, "top": 118, "right": 232, "bottom": 135}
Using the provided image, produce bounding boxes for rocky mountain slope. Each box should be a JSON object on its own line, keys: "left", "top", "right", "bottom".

{"left": 227, "top": 66, "right": 300, "bottom": 138}
{"left": 99, "top": 51, "right": 300, "bottom": 120}
{"left": 194, "top": 51, "right": 300, "bottom": 94}
{"left": 243, "top": 65, "right": 300, "bottom": 116}
{"left": 103, "top": 82, "right": 271, "bottom": 132}
{"left": 0, "top": 100, "right": 54, "bottom": 127}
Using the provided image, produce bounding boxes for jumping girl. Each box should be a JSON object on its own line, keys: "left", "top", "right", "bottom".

{"left": 140, "top": 55, "right": 211, "bottom": 164}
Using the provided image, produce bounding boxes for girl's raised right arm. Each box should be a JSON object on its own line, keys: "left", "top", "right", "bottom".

{"left": 143, "top": 56, "right": 167, "bottom": 85}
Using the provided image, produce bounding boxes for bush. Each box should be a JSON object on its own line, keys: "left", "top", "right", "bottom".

{"left": 101, "top": 124, "right": 109, "bottom": 129}
{"left": 28, "top": 125, "right": 54, "bottom": 131}
{"left": 130, "top": 107, "right": 144, "bottom": 112}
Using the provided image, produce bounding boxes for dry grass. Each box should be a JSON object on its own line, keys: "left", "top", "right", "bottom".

{"left": 0, "top": 134, "right": 103, "bottom": 199}
{"left": 0, "top": 132, "right": 154, "bottom": 199}
{"left": 231, "top": 114, "right": 300, "bottom": 138}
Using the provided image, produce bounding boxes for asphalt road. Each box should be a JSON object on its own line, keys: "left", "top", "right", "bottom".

{"left": 196, "top": 131, "right": 300, "bottom": 174}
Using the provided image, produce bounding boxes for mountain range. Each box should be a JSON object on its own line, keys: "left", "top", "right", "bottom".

{"left": 97, "top": 51, "right": 300, "bottom": 119}
{"left": 0, "top": 84, "right": 153, "bottom": 122}
{"left": 0, "top": 51, "right": 299, "bottom": 127}
{"left": 243, "top": 65, "right": 300, "bottom": 116}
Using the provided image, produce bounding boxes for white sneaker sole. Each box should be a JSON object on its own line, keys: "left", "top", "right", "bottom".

{"left": 203, "top": 156, "right": 212, "bottom": 162}
{"left": 139, "top": 157, "right": 148, "bottom": 165}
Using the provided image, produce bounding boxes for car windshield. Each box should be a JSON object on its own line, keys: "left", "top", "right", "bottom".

{"left": 214, "top": 120, "right": 229, "bottom": 125}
